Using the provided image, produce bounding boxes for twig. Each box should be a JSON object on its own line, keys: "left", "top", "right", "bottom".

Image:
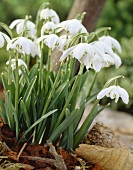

{"left": 47, "top": 140, "right": 67, "bottom": 170}
{"left": 17, "top": 142, "right": 27, "bottom": 161}
{"left": 20, "top": 155, "right": 56, "bottom": 166}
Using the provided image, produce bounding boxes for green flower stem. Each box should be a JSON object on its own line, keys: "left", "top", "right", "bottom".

{"left": 74, "top": 99, "right": 99, "bottom": 149}
{"left": 87, "top": 72, "right": 98, "bottom": 97}
{"left": 37, "top": 42, "right": 44, "bottom": 95}
{"left": 15, "top": 52, "right": 19, "bottom": 140}
{"left": 54, "top": 64, "right": 84, "bottom": 129}
{"left": 45, "top": 48, "right": 51, "bottom": 96}
{"left": 25, "top": 54, "right": 30, "bottom": 69}
{"left": 7, "top": 53, "right": 12, "bottom": 85}
{"left": 103, "top": 75, "right": 124, "bottom": 89}
{"left": 69, "top": 58, "right": 75, "bottom": 79}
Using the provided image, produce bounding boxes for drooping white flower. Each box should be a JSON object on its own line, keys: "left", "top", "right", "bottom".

{"left": 92, "top": 40, "right": 122, "bottom": 68}
{"left": 97, "top": 85, "right": 129, "bottom": 104}
{"left": 41, "top": 22, "right": 57, "bottom": 35}
{"left": 60, "top": 35, "right": 72, "bottom": 51}
{"left": 92, "top": 41, "right": 115, "bottom": 58}
{"left": 60, "top": 43, "right": 104, "bottom": 72}
{"left": 0, "top": 31, "right": 10, "bottom": 48}
{"left": 37, "top": 34, "right": 62, "bottom": 51}
{"left": 30, "top": 42, "right": 40, "bottom": 58}
{"left": 7, "top": 37, "right": 35, "bottom": 55}
{"left": 40, "top": 8, "right": 60, "bottom": 24}
{"left": 6, "top": 59, "right": 27, "bottom": 75}
{"left": 99, "top": 35, "right": 121, "bottom": 53}
{"left": 9, "top": 19, "right": 36, "bottom": 39}
{"left": 56, "top": 19, "right": 88, "bottom": 35}
{"left": 113, "top": 53, "right": 122, "bottom": 68}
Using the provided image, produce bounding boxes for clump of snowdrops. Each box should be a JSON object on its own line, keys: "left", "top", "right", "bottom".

{"left": 0, "top": 2, "right": 129, "bottom": 151}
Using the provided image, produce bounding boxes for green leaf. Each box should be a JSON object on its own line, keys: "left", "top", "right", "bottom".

{"left": 74, "top": 100, "right": 99, "bottom": 149}
{"left": 0, "top": 98, "right": 7, "bottom": 123}
{"left": 49, "top": 108, "right": 80, "bottom": 143}
{"left": 20, "top": 100, "right": 31, "bottom": 128}
{"left": 5, "top": 90, "right": 15, "bottom": 130}
{"left": 0, "top": 22, "right": 13, "bottom": 38}
{"left": 54, "top": 74, "right": 81, "bottom": 129}
{"left": 23, "top": 76, "right": 37, "bottom": 104}
{"left": 1, "top": 73, "right": 9, "bottom": 91}
{"left": 87, "top": 32, "right": 96, "bottom": 43}
{"left": 19, "top": 109, "right": 57, "bottom": 143}
{"left": 29, "top": 64, "right": 38, "bottom": 81}
{"left": 48, "top": 80, "right": 69, "bottom": 110}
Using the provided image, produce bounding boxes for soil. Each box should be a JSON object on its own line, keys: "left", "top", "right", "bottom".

{"left": 0, "top": 86, "right": 133, "bottom": 169}
{"left": 0, "top": 120, "right": 100, "bottom": 170}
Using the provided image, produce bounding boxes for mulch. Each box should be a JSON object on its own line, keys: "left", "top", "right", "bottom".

{"left": 0, "top": 116, "right": 101, "bottom": 170}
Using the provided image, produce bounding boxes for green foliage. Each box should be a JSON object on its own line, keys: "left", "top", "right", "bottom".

{"left": 90, "top": 37, "right": 133, "bottom": 113}
{"left": 97, "top": 0, "right": 133, "bottom": 40}
{"left": 1, "top": 4, "right": 112, "bottom": 150}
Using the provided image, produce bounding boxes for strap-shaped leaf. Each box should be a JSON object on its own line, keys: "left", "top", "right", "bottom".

{"left": 29, "top": 64, "right": 38, "bottom": 81}
{"left": 74, "top": 100, "right": 99, "bottom": 149}
{"left": 1, "top": 73, "right": 8, "bottom": 91}
{"left": 20, "top": 100, "right": 31, "bottom": 128}
{"left": 0, "top": 22, "right": 13, "bottom": 38}
{"left": 23, "top": 76, "right": 37, "bottom": 104}
{"left": 0, "top": 98, "right": 7, "bottom": 123}
{"left": 49, "top": 108, "right": 80, "bottom": 143}
{"left": 19, "top": 109, "right": 57, "bottom": 143}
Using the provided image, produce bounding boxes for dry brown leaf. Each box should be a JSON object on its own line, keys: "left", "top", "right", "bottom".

{"left": 75, "top": 144, "right": 133, "bottom": 170}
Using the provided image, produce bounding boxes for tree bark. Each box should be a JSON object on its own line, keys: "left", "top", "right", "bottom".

{"left": 51, "top": 0, "right": 106, "bottom": 70}
{"left": 67, "top": 0, "right": 106, "bottom": 32}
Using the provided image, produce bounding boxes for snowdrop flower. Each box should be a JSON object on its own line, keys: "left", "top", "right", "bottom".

{"left": 9, "top": 19, "right": 36, "bottom": 39}
{"left": 37, "top": 34, "right": 62, "bottom": 51}
{"left": 0, "top": 31, "right": 10, "bottom": 48}
{"left": 30, "top": 42, "right": 40, "bottom": 58}
{"left": 113, "top": 53, "right": 122, "bottom": 68}
{"left": 40, "top": 8, "right": 60, "bottom": 24}
{"left": 6, "top": 59, "right": 27, "bottom": 75}
{"left": 7, "top": 37, "right": 35, "bottom": 55}
{"left": 97, "top": 85, "right": 129, "bottom": 104}
{"left": 56, "top": 19, "right": 88, "bottom": 35}
{"left": 92, "top": 41, "right": 115, "bottom": 58}
{"left": 92, "top": 41, "right": 122, "bottom": 68}
{"left": 60, "top": 43, "right": 104, "bottom": 72}
{"left": 99, "top": 35, "right": 121, "bottom": 53}
{"left": 41, "top": 22, "right": 57, "bottom": 35}
{"left": 60, "top": 35, "right": 72, "bottom": 51}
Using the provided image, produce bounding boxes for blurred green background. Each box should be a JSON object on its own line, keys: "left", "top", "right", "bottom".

{"left": 0, "top": 0, "right": 133, "bottom": 113}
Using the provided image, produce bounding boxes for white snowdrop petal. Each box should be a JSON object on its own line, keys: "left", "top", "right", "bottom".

{"left": 73, "top": 44, "right": 85, "bottom": 59}
{"left": 22, "top": 43, "right": 31, "bottom": 55}
{"left": 37, "top": 36, "right": 46, "bottom": 43}
{"left": 16, "top": 22, "right": 24, "bottom": 34}
{"left": 2, "top": 33, "right": 10, "bottom": 43}
{"left": 99, "top": 36, "right": 121, "bottom": 53}
{"left": 110, "top": 88, "right": 119, "bottom": 102}
{"left": 110, "top": 36, "right": 121, "bottom": 53}
{"left": 40, "top": 8, "right": 60, "bottom": 24}
{"left": 60, "top": 46, "right": 75, "bottom": 61}
{"left": 97, "top": 88, "right": 111, "bottom": 99}
{"left": 9, "top": 19, "right": 23, "bottom": 29}
{"left": 93, "top": 57, "right": 102, "bottom": 72}
{"left": 0, "top": 34, "right": 4, "bottom": 48}
{"left": 57, "top": 19, "right": 87, "bottom": 35}
{"left": 114, "top": 53, "right": 122, "bottom": 68}
{"left": 118, "top": 86, "right": 129, "bottom": 104}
